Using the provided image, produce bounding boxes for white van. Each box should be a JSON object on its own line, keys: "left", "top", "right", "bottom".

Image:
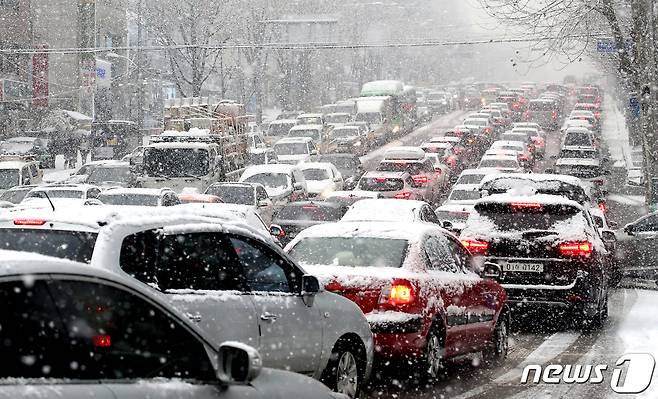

{"left": 0, "top": 155, "right": 43, "bottom": 193}
{"left": 273, "top": 137, "right": 317, "bottom": 165}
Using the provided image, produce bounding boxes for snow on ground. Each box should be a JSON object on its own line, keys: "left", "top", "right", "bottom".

{"left": 601, "top": 96, "right": 632, "bottom": 168}
{"left": 607, "top": 194, "right": 645, "bottom": 206}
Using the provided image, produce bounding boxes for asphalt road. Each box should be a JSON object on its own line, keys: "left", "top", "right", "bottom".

{"left": 358, "top": 109, "right": 657, "bottom": 399}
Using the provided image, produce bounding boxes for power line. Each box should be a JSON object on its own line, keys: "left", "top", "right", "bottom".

{"left": 0, "top": 33, "right": 611, "bottom": 55}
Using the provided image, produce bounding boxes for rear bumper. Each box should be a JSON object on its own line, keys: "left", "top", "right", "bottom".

{"left": 368, "top": 315, "right": 428, "bottom": 358}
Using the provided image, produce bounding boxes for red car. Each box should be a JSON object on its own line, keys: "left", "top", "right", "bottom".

{"left": 285, "top": 222, "right": 509, "bottom": 378}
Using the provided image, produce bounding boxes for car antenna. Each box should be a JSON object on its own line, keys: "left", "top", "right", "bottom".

{"left": 41, "top": 191, "right": 56, "bottom": 212}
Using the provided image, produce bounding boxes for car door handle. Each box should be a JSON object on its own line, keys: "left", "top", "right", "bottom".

{"left": 185, "top": 312, "right": 202, "bottom": 323}
{"left": 260, "top": 312, "right": 279, "bottom": 322}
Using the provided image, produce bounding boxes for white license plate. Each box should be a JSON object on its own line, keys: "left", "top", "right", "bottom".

{"left": 502, "top": 262, "right": 544, "bottom": 273}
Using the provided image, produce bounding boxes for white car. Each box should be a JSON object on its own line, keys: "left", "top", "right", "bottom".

{"left": 239, "top": 164, "right": 308, "bottom": 209}
{"left": 273, "top": 137, "right": 317, "bottom": 165}
{"left": 444, "top": 183, "right": 482, "bottom": 206}
{"left": 477, "top": 155, "right": 524, "bottom": 173}
{"left": 205, "top": 182, "right": 275, "bottom": 225}
{"left": 97, "top": 187, "right": 181, "bottom": 207}
{"left": 18, "top": 184, "right": 103, "bottom": 209}
{"left": 341, "top": 198, "right": 441, "bottom": 224}
{"left": 299, "top": 162, "right": 344, "bottom": 198}
{"left": 0, "top": 207, "right": 373, "bottom": 398}
{"left": 0, "top": 251, "right": 342, "bottom": 399}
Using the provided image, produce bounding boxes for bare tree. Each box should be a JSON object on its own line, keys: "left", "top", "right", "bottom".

{"left": 145, "top": 0, "right": 233, "bottom": 97}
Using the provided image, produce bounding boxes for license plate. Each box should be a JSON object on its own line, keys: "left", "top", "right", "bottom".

{"left": 502, "top": 262, "right": 544, "bottom": 273}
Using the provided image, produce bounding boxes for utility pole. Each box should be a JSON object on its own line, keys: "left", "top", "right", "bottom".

{"left": 136, "top": 0, "right": 144, "bottom": 135}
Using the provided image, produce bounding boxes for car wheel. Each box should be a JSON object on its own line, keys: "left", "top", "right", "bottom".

{"left": 421, "top": 324, "right": 445, "bottom": 380}
{"left": 483, "top": 311, "right": 509, "bottom": 366}
{"left": 584, "top": 293, "right": 608, "bottom": 330}
{"left": 322, "top": 340, "right": 362, "bottom": 399}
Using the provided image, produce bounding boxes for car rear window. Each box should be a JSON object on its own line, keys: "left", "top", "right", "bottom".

{"left": 288, "top": 237, "right": 408, "bottom": 268}
{"left": 479, "top": 158, "right": 519, "bottom": 169}
{"left": 555, "top": 164, "right": 603, "bottom": 179}
{"left": 564, "top": 133, "right": 592, "bottom": 146}
{"left": 449, "top": 190, "right": 481, "bottom": 201}
{"left": 377, "top": 161, "right": 426, "bottom": 175}
{"left": 277, "top": 204, "right": 343, "bottom": 222}
{"left": 481, "top": 179, "right": 589, "bottom": 204}
{"left": 456, "top": 174, "right": 485, "bottom": 185}
{"left": 0, "top": 229, "right": 97, "bottom": 263}
{"left": 357, "top": 177, "right": 404, "bottom": 192}
{"left": 529, "top": 102, "right": 554, "bottom": 111}
{"left": 436, "top": 210, "right": 470, "bottom": 223}
{"left": 473, "top": 202, "right": 582, "bottom": 232}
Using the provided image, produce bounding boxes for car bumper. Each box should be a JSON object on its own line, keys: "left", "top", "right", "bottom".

{"left": 368, "top": 315, "right": 427, "bottom": 358}
{"left": 503, "top": 277, "right": 599, "bottom": 317}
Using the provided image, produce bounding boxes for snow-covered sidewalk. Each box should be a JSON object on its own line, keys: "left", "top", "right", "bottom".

{"left": 601, "top": 95, "right": 633, "bottom": 169}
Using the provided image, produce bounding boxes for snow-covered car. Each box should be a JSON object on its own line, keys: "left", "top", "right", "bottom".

{"left": 512, "top": 127, "right": 545, "bottom": 159}
{"left": 0, "top": 184, "right": 38, "bottom": 204}
{"left": 355, "top": 171, "right": 423, "bottom": 201}
{"left": 0, "top": 207, "right": 373, "bottom": 398}
{"left": 553, "top": 157, "right": 610, "bottom": 196}
{"left": 205, "top": 182, "right": 275, "bottom": 226}
{"left": 299, "top": 162, "right": 344, "bottom": 198}
{"left": 315, "top": 153, "right": 365, "bottom": 190}
{"left": 239, "top": 164, "right": 308, "bottom": 210}
{"left": 97, "top": 187, "right": 181, "bottom": 207}
{"left": 341, "top": 198, "right": 441, "bottom": 225}
{"left": 273, "top": 137, "right": 317, "bottom": 165}
{"left": 324, "top": 190, "right": 381, "bottom": 207}
{"left": 460, "top": 194, "right": 609, "bottom": 328}
{"left": 65, "top": 160, "right": 125, "bottom": 184}
{"left": 455, "top": 168, "right": 502, "bottom": 186}
{"left": 477, "top": 154, "right": 524, "bottom": 173}
{"left": 84, "top": 161, "right": 136, "bottom": 187}
{"left": 18, "top": 184, "right": 102, "bottom": 209}
{"left": 331, "top": 126, "right": 368, "bottom": 155}
{"left": 285, "top": 221, "right": 509, "bottom": 377}
{"left": 0, "top": 251, "right": 342, "bottom": 399}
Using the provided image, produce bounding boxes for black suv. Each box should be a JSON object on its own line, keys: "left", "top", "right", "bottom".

{"left": 460, "top": 194, "right": 609, "bottom": 328}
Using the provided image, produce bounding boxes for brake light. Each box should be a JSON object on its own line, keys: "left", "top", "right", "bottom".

{"left": 551, "top": 110, "right": 558, "bottom": 119}
{"left": 559, "top": 241, "right": 592, "bottom": 257}
{"left": 518, "top": 154, "right": 529, "bottom": 161}
{"left": 13, "top": 219, "right": 46, "bottom": 226}
{"left": 412, "top": 175, "right": 428, "bottom": 186}
{"left": 93, "top": 335, "right": 112, "bottom": 347}
{"left": 534, "top": 136, "right": 544, "bottom": 146}
{"left": 512, "top": 102, "right": 520, "bottom": 110}
{"left": 394, "top": 191, "right": 412, "bottom": 199}
{"left": 375, "top": 177, "right": 387, "bottom": 183}
{"left": 434, "top": 169, "right": 442, "bottom": 176}
{"left": 511, "top": 202, "right": 543, "bottom": 210}
{"left": 598, "top": 202, "right": 607, "bottom": 213}
{"left": 302, "top": 205, "right": 318, "bottom": 209}
{"left": 594, "top": 112, "right": 601, "bottom": 119}
{"left": 523, "top": 111, "right": 530, "bottom": 120}
{"left": 461, "top": 239, "right": 489, "bottom": 255}
{"left": 379, "top": 280, "right": 414, "bottom": 306}
{"left": 484, "top": 127, "right": 492, "bottom": 134}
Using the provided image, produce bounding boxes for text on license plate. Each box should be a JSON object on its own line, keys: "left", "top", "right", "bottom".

{"left": 502, "top": 263, "right": 544, "bottom": 273}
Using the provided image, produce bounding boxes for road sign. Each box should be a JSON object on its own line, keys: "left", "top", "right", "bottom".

{"left": 630, "top": 95, "right": 641, "bottom": 118}
{"left": 597, "top": 38, "right": 633, "bottom": 54}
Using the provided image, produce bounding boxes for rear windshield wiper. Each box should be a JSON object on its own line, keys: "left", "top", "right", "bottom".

{"left": 522, "top": 230, "right": 559, "bottom": 240}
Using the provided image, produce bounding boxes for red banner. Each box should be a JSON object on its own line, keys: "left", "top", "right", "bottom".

{"left": 32, "top": 44, "right": 49, "bottom": 107}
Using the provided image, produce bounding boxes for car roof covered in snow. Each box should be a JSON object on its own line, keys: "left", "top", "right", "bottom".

{"left": 289, "top": 221, "right": 441, "bottom": 243}
{"left": 298, "top": 162, "right": 334, "bottom": 171}
{"left": 480, "top": 173, "right": 583, "bottom": 188}
{"left": 475, "top": 193, "right": 583, "bottom": 209}
{"left": 555, "top": 158, "right": 600, "bottom": 166}
{"left": 240, "top": 163, "right": 298, "bottom": 179}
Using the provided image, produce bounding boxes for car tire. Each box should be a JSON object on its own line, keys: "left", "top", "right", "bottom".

{"left": 322, "top": 339, "right": 363, "bottom": 399}
{"left": 584, "top": 292, "right": 608, "bottom": 330}
{"left": 420, "top": 323, "right": 445, "bottom": 380}
{"left": 483, "top": 311, "right": 509, "bottom": 366}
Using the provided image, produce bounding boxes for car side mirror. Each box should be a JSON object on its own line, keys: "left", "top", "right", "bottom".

{"left": 441, "top": 220, "right": 453, "bottom": 230}
{"left": 608, "top": 220, "right": 618, "bottom": 229}
{"left": 269, "top": 224, "right": 285, "bottom": 238}
{"left": 258, "top": 199, "right": 270, "bottom": 208}
{"left": 310, "top": 150, "right": 318, "bottom": 156}
{"left": 216, "top": 342, "right": 262, "bottom": 385}
{"left": 480, "top": 261, "right": 502, "bottom": 279}
{"left": 624, "top": 223, "right": 636, "bottom": 236}
{"left": 301, "top": 274, "right": 320, "bottom": 307}
{"left": 293, "top": 182, "right": 304, "bottom": 191}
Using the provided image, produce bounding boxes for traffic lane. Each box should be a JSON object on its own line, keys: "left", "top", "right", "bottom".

{"left": 361, "top": 111, "right": 470, "bottom": 170}
{"left": 362, "top": 288, "right": 652, "bottom": 399}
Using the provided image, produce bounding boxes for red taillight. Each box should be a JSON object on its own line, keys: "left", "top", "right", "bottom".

{"left": 412, "top": 175, "right": 428, "bottom": 185}
{"left": 434, "top": 169, "right": 442, "bottom": 176}
{"left": 518, "top": 154, "right": 529, "bottom": 161}
{"left": 484, "top": 127, "right": 492, "bottom": 134}
{"left": 394, "top": 191, "right": 412, "bottom": 199}
{"left": 379, "top": 280, "right": 414, "bottom": 306}
{"left": 13, "top": 219, "right": 47, "bottom": 226}
{"left": 598, "top": 202, "right": 607, "bottom": 213}
{"left": 511, "top": 202, "right": 543, "bottom": 210}
{"left": 512, "top": 102, "right": 520, "bottom": 110}
{"left": 523, "top": 111, "right": 530, "bottom": 120}
{"left": 534, "top": 137, "right": 544, "bottom": 146}
{"left": 551, "top": 110, "right": 558, "bottom": 119}
{"left": 93, "top": 335, "right": 112, "bottom": 347}
{"left": 559, "top": 242, "right": 592, "bottom": 257}
{"left": 302, "top": 205, "right": 318, "bottom": 210}
{"left": 375, "top": 177, "right": 387, "bottom": 183}
{"left": 461, "top": 239, "right": 489, "bottom": 255}
{"left": 594, "top": 112, "right": 601, "bottom": 119}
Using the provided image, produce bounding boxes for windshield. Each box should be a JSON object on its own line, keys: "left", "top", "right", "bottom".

{"left": 0, "top": 188, "right": 29, "bottom": 204}
{"left": 289, "top": 129, "right": 320, "bottom": 141}
{"left": 377, "top": 161, "right": 425, "bottom": 175}
{"left": 274, "top": 143, "right": 308, "bottom": 156}
{"left": 0, "top": 170, "right": 19, "bottom": 189}
{"left": 243, "top": 173, "right": 289, "bottom": 189}
{"left": 357, "top": 177, "right": 404, "bottom": 192}
{"left": 87, "top": 166, "right": 132, "bottom": 184}
{"left": 326, "top": 114, "right": 350, "bottom": 123}
{"left": 144, "top": 148, "right": 209, "bottom": 177}
{"left": 560, "top": 149, "right": 597, "bottom": 159}
{"left": 333, "top": 128, "right": 359, "bottom": 138}
{"left": 205, "top": 185, "right": 253, "bottom": 205}
{"left": 27, "top": 190, "right": 85, "bottom": 199}
{"left": 436, "top": 210, "right": 470, "bottom": 223}
{"left": 302, "top": 169, "right": 330, "bottom": 181}
{"left": 288, "top": 237, "right": 408, "bottom": 268}
{"left": 355, "top": 113, "right": 382, "bottom": 124}
{"left": 456, "top": 174, "right": 485, "bottom": 185}
{"left": 449, "top": 190, "right": 480, "bottom": 201}
{"left": 98, "top": 193, "right": 160, "bottom": 206}
{"left": 0, "top": 229, "right": 97, "bottom": 263}
{"left": 277, "top": 205, "right": 342, "bottom": 222}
